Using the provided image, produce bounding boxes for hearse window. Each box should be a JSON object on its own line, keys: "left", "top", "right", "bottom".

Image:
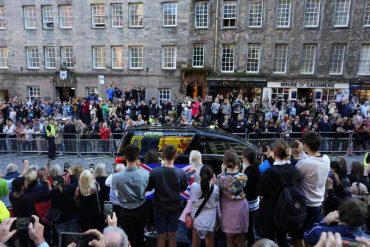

{"left": 130, "top": 131, "right": 195, "bottom": 156}
{"left": 199, "top": 136, "right": 245, "bottom": 156}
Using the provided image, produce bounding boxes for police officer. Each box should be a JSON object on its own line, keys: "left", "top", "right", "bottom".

{"left": 46, "top": 118, "right": 56, "bottom": 160}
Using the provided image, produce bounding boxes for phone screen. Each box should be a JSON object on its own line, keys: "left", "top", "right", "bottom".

{"left": 104, "top": 201, "right": 113, "bottom": 218}
{"left": 64, "top": 163, "right": 70, "bottom": 172}
{"left": 13, "top": 217, "right": 32, "bottom": 230}
{"left": 60, "top": 233, "right": 97, "bottom": 247}
{"left": 112, "top": 164, "right": 117, "bottom": 173}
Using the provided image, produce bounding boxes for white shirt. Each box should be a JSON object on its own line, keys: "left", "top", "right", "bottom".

{"left": 296, "top": 153, "right": 330, "bottom": 207}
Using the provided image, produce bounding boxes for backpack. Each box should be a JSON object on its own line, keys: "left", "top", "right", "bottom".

{"left": 271, "top": 167, "right": 307, "bottom": 232}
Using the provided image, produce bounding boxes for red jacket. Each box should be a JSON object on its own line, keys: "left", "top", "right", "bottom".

{"left": 100, "top": 127, "right": 111, "bottom": 139}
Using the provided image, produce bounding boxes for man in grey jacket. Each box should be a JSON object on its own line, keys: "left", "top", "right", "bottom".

{"left": 112, "top": 144, "right": 149, "bottom": 247}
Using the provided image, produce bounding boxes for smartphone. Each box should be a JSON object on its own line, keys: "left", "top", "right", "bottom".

{"left": 112, "top": 163, "right": 117, "bottom": 173}
{"left": 89, "top": 164, "right": 94, "bottom": 173}
{"left": 12, "top": 217, "right": 33, "bottom": 230}
{"left": 60, "top": 232, "right": 97, "bottom": 247}
{"left": 104, "top": 201, "right": 113, "bottom": 218}
{"left": 64, "top": 163, "right": 70, "bottom": 173}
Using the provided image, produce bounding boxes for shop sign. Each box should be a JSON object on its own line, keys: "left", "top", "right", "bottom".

{"left": 208, "top": 80, "right": 267, "bottom": 88}
{"left": 350, "top": 83, "right": 370, "bottom": 90}
{"left": 280, "top": 82, "right": 335, "bottom": 88}
{"left": 268, "top": 82, "right": 348, "bottom": 89}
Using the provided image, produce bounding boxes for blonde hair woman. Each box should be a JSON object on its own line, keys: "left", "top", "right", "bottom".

{"left": 75, "top": 170, "right": 104, "bottom": 231}
{"left": 189, "top": 150, "right": 204, "bottom": 183}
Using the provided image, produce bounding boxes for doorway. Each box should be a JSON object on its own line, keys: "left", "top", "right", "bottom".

{"left": 56, "top": 87, "right": 75, "bottom": 101}
{"left": 0, "top": 90, "right": 9, "bottom": 101}
{"left": 297, "top": 88, "right": 312, "bottom": 101}
{"left": 186, "top": 85, "right": 204, "bottom": 99}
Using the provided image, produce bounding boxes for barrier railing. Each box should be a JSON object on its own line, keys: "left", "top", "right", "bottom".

{"left": 246, "top": 131, "right": 369, "bottom": 155}
{"left": 0, "top": 131, "right": 367, "bottom": 157}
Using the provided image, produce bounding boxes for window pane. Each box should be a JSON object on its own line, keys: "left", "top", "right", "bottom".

{"left": 163, "top": 3, "right": 177, "bottom": 27}
{"left": 93, "top": 47, "right": 106, "bottom": 69}
{"left": 276, "top": 0, "right": 291, "bottom": 27}
{"left": 304, "top": 0, "right": 320, "bottom": 27}
{"left": 364, "top": 0, "right": 370, "bottom": 26}
{"left": 129, "top": 3, "right": 144, "bottom": 27}
{"left": 162, "top": 46, "right": 177, "bottom": 69}
{"left": 249, "top": 0, "right": 263, "bottom": 27}
{"left": 28, "top": 87, "right": 41, "bottom": 101}
{"left": 334, "top": 0, "right": 351, "bottom": 27}
{"left": 192, "top": 44, "right": 204, "bottom": 68}
{"left": 329, "top": 44, "right": 345, "bottom": 74}
{"left": 273, "top": 44, "right": 288, "bottom": 73}
{"left": 358, "top": 44, "right": 370, "bottom": 75}
{"left": 0, "top": 47, "right": 8, "bottom": 68}
{"left": 195, "top": 2, "right": 208, "bottom": 28}
{"left": 129, "top": 46, "right": 144, "bottom": 69}
{"left": 159, "top": 89, "right": 171, "bottom": 104}
{"left": 223, "top": 1, "right": 237, "bottom": 28}
{"left": 61, "top": 46, "right": 74, "bottom": 69}
{"left": 112, "top": 46, "right": 123, "bottom": 69}
{"left": 42, "top": 6, "right": 54, "bottom": 29}
{"left": 26, "top": 47, "right": 39, "bottom": 69}
{"left": 111, "top": 4, "right": 123, "bottom": 27}
{"left": 44, "top": 47, "right": 56, "bottom": 69}
{"left": 246, "top": 44, "right": 261, "bottom": 73}
{"left": 24, "top": 6, "right": 37, "bottom": 29}
{"left": 92, "top": 4, "right": 106, "bottom": 28}
{"left": 0, "top": 6, "right": 6, "bottom": 29}
{"left": 59, "top": 5, "right": 72, "bottom": 28}
{"left": 221, "top": 44, "right": 235, "bottom": 72}
{"left": 301, "top": 44, "right": 316, "bottom": 74}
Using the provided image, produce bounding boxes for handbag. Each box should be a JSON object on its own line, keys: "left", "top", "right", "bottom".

{"left": 185, "top": 185, "right": 214, "bottom": 229}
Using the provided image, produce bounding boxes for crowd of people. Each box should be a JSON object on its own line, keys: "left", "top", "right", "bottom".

{"left": 0, "top": 87, "right": 369, "bottom": 156}
{"left": 0, "top": 132, "right": 370, "bottom": 247}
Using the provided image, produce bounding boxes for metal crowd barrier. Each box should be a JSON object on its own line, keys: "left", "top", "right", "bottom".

{"left": 246, "top": 131, "right": 369, "bottom": 155}
{"left": 0, "top": 133, "right": 123, "bottom": 156}
{"left": 0, "top": 131, "right": 367, "bottom": 157}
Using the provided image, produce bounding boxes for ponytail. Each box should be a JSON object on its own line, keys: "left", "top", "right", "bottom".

{"left": 199, "top": 165, "right": 214, "bottom": 199}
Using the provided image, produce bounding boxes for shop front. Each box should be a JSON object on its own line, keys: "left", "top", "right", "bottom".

{"left": 263, "top": 82, "right": 349, "bottom": 102}
{"left": 350, "top": 82, "right": 370, "bottom": 102}
{"left": 207, "top": 80, "right": 267, "bottom": 103}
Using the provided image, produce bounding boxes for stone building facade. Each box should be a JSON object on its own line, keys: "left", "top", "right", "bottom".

{"left": 0, "top": 0, "right": 370, "bottom": 103}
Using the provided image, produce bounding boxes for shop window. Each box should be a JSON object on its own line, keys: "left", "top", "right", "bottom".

{"left": 321, "top": 89, "right": 336, "bottom": 102}
{"left": 271, "top": 88, "right": 289, "bottom": 100}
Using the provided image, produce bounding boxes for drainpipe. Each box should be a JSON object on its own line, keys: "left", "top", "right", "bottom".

{"left": 213, "top": 0, "right": 219, "bottom": 73}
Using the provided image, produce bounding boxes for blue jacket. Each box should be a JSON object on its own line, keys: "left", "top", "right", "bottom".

{"left": 305, "top": 223, "right": 370, "bottom": 246}
{"left": 259, "top": 159, "right": 272, "bottom": 174}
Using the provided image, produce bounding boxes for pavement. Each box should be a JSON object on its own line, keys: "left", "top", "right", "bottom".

{"left": 0, "top": 152, "right": 364, "bottom": 175}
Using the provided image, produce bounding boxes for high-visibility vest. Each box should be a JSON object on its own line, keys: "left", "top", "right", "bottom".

{"left": 46, "top": 124, "right": 56, "bottom": 137}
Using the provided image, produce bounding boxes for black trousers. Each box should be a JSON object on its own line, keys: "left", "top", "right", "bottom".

{"left": 120, "top": 203, "right": 147, "bottom": 247}
{"left": 247, "top": 210, "right": 257, "bottom": 247}
{"left": 48, "top": 137, "right": 56, "bottom": 159}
